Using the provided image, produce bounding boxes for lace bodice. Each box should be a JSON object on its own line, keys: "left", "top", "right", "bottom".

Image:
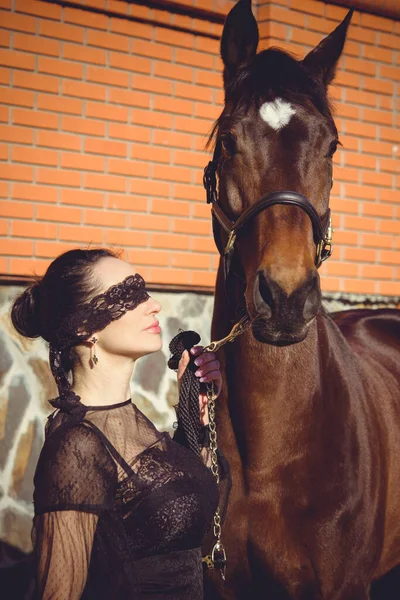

{"left": 33, "top": 401, "right": 223, "bottom": 599}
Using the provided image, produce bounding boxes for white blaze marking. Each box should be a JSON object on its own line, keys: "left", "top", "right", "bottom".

{"left": 259, "top": 98, "right": 296, "bottom": 131}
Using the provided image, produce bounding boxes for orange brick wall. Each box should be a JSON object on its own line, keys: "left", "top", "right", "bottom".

{"left": 0, "top": 0, "right": 399, "bottom": 295}
{"left": 0, "top": 0, "right": 234, "bottom": 287}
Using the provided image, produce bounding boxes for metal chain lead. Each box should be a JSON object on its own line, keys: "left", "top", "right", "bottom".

{"left": 204, "top": 380, "right": 226, "bottom": 579}
{"left": 201, "top": 316, "right": 252, "bottom": 580}
{"left": 207, "top": 382, "right": 220, "bottom": 484}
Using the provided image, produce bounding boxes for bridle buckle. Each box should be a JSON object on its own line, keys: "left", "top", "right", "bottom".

{"left": 326, "top": 217, "right": 333, "bottom": 244}
{"left": 224, "top": 231, "right": 236, "bottom": 255}
{"left": 316, "top": 217, "right": 334, "bottom": 267}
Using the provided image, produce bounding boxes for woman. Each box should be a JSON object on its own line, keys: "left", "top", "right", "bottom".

{"left": 11, "top": 248, "right": 225, "bottom": 600}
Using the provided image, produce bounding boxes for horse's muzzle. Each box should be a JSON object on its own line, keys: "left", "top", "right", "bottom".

{"left": 251, "top": 270, "right": 321, "bottom": 345}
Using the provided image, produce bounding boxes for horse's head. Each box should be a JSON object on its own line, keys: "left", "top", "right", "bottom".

{"left": 210, "top": 0, "right": 352, "bottom": 345}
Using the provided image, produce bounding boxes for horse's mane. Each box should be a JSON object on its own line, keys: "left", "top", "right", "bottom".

{"left": 208, "top": 48, "right": 334, "bottom": 148}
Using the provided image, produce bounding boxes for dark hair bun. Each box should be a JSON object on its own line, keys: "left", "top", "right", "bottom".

{"left": 10, "top": 248, "right": 116, "bottom": 345}
{"left": 11, "top": 283, "right": 42, "bottom": 339}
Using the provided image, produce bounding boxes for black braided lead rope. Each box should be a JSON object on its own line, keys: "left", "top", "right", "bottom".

{"left": 168, "top": 330, "right": 202, "bottom": 456}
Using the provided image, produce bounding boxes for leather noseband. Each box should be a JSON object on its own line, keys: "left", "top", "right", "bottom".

{"left": 203, "top": 152, "right": 333, "bottom": 282}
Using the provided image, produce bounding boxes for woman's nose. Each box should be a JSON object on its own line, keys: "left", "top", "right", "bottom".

{"left": 147, "top": 297, "right": 161, "bottom": 314}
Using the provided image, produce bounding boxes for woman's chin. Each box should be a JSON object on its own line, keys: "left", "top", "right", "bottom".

{"left": 137, "top": 336, "right": 163, "bottom": 357}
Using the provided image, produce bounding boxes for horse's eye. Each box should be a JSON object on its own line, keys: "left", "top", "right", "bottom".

{"left": 219, "top": 135, "right": 236, "bottom": 158}
{"left": 327, "top": 140, "right": 339, "bottom": 158}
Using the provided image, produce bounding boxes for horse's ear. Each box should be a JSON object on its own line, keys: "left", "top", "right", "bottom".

{"left": 221, "top": 0, "right": 259, "bottom": 84}
{"left": 302, "top": 9, "right": 353, "bottom": 87}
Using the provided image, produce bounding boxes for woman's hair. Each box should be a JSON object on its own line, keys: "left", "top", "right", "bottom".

{"left": 11, "top": 248, "right": 116, "bottom": 346}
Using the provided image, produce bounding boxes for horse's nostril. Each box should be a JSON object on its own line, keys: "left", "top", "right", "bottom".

{"left": 259, "top": 272, "right": 273, "bottom": 305}
{"left": 303, "top": 273, "right": 321, "bottom": 321}
{"left": 255, "top": 272, "right": 273, "bottom": 318}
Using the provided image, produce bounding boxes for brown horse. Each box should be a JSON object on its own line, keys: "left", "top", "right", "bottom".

{"left": 204, "top": 1, "right": 400, "bottom": 599}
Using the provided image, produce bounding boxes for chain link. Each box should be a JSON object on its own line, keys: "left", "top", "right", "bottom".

{"left": 203, "top": 381, "right": 226, "bottom": 578}
{"left": 203, "top": 315, "right": 251, "bottom": 488}
{"left": 207, "top": 381, "right": 220, "bottom": 485}
{"left": 208, "top": 383, "right": 223, "bottom": 534}
{"left": 213, "top": 508, "right": 222, "bottom": 539}
{"left": 206, "top": 383, "right": 221, "bottom": 527}
{"left": 203, "top": 314, "right": 251, "bottom": 354}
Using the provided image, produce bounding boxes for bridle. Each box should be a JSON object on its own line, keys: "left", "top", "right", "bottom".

{"left": 203, "top": 144, "right": 333, "bottom": 283}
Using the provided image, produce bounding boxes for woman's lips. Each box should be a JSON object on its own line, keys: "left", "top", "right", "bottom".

{"left": 144, "top": 321, "right": 161, "bottom": 334}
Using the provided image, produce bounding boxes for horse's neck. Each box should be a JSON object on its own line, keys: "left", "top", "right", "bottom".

{"left": 219, "top": 312, "right": 335, "bottom": 469}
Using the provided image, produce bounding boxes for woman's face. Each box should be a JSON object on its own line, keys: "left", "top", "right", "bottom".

{"left": 90, "top": 256, "right": 162, "bottom": 360}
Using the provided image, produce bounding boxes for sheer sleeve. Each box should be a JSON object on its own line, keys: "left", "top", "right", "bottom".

{"left": 33, "top": 423, "right": 117, "bottom": 598}
{"left": 34, "top": 511, "right": 97, "bottom": 600}
{"left": 34, "top": 422, "right": 117, "bottom": 515}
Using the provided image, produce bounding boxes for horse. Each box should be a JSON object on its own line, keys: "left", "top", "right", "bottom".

{"left": 203, "top": 1, "right": 400, "bottom": 598}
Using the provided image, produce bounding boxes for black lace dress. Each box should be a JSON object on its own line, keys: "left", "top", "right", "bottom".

{"left": 33, "top": 400, "right": 222, "bottom": 599}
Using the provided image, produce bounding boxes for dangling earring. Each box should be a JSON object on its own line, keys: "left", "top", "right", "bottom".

{"left": 90, "top": 337, "right": 98, "bottom": 366}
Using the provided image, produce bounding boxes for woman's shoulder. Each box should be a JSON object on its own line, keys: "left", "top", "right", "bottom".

{"left": 34, "top": 417, "right": 118, "bottom": 513}
{"left": 40, "top": 414, "right": 113, "bottom": 465}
